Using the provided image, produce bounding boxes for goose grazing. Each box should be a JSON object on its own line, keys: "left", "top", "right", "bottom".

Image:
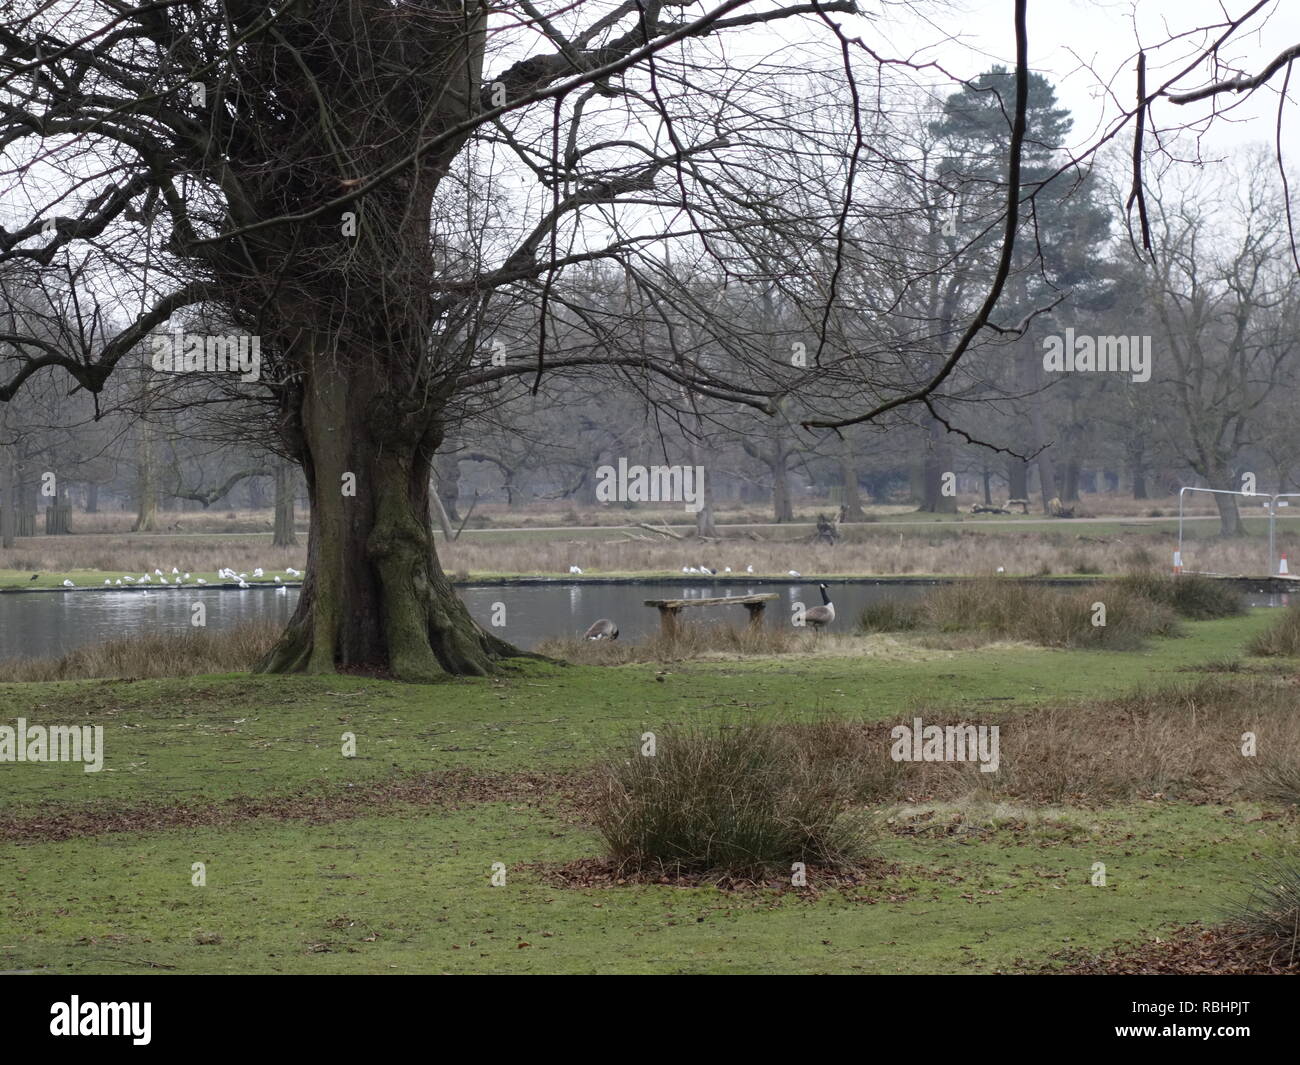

{"left": 804, "top": 583, "right": 836, "bottom": 632}
{"left": 584, "top": 618, "right": 619, "bottom": 640}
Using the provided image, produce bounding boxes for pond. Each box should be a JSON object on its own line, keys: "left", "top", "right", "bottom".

{"left": 0, "top": 580, "right": 1290, "bottom": 661}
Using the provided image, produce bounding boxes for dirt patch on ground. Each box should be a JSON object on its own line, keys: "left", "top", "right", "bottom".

{"left": 0, "top": 769, "right": 596, "bottom": 843}
{"left": 528, "top": 855, "right": 903, "bottom": 894}
{"left": 1027, "top": 923, "right": 1299, "bottom": 975}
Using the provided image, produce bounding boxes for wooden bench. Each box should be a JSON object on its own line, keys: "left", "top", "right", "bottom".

{"left": 643, "top": 593, "right": 779, "bottom": 638}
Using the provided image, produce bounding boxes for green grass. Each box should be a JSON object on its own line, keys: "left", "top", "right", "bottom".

{"left": 0, "top": 613, "right": 1282, "bottom": 814}
{"left": 2, "top": 611, "right": 1297, "bottom": 974}
{"left": 1, "top": 798, "right": 1283, "bottom": 974}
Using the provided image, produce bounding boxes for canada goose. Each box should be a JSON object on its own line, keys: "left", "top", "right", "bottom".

{"left": 804, "top": 583, "right": 836, "bottom": 631}
{"left": 29, "top": 573, "right": 38, "bottom": 581}
{"left": 584, "top": 618, "right": 619, "bottom": 640}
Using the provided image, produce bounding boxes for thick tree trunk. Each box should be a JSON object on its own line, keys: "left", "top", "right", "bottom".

{"left": 273, "top": 460, "right": 298, "bottom": 547}
{"left": 771, "top": 447, "right": 794, "bottom": 523}
{"left": 1007, "top": 458, "right": 1028, "bottom": 500}
{"left": 839, "top": 447, "right": 867, "bottom": 521}
{"left": 917, "top": 412, "right": 957, "bottom": 513}
{"left": 133, "top": 424, "right": 158, "bottom": 532}
{"left": 690, "top": 437, "right": 719, "bottom": 537}
{"left": 1, "top": 451, "right": 15, "bottom": 549}
{"left": 1062, "top": 459, "right": 1080, "bottom": 502}
{"left": 1205, "top": 459, "right": 1244, "bottom": 537}
{"left": 255, "top": 367, "right": 522, "bottom": 679}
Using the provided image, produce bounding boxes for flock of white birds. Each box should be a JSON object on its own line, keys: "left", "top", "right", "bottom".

{"left": 59, "top": 565, "right": 303, "bottom": 594}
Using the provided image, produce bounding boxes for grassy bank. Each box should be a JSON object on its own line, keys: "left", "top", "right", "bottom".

{"left": 1, "top": 611, "right": 1296, "bottom": 974}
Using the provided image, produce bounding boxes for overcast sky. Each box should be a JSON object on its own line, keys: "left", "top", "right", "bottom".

{"left": 862, "top": 0, "right": 1300, "bottom": 159}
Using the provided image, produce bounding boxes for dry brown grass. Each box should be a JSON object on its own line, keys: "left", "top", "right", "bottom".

{"left": 0, "top": 622, "right": 281, "bottom": 681}
{"left": 440, "top": 527, "right": 1291, "bottom": 578}
{"left": 1, "top": 532, "right": 304, "bottom": 577}
{"left": 767, "top": 676, "right": 1300, "bottom": 806}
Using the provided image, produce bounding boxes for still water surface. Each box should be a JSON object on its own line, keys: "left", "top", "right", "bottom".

{"left": 0, "top": 580, "right": 1289, "bottom": 661}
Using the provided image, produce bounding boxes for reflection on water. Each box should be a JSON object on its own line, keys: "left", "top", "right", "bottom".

{"left": 0, "top": 580, "right": 1288, "bottom": 660}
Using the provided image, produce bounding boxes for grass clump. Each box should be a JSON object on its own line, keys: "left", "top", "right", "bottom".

{"left": 1115, "top": 572, "right": 1244, "bottom": 620}
{"left": 860, "top": 578, "right": 1179, "bottom": 650}
{"left": 1247, "top": 602, "right": 1300, "bottom": 657}
{"left": 594, "top": 723, "right": 874, "bottom": 879}
{"left": 0, "top": 622, "right": 281, "bottom": 681}
{"left": 1230, "top": 861, "right": 1300, "bottom": 965}
{"left": 859, "top": 598, "right": 923, "bottom": 632}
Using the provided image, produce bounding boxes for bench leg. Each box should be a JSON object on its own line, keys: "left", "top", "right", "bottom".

{"left": 659, "top": 605, "right": 680, "bottom": 639}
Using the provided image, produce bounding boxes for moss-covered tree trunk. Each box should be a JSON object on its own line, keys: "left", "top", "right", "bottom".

{"left": 256, "top": 356, "right": 519, "bottom": 680}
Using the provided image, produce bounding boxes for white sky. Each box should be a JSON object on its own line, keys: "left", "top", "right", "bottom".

{"left": 861, "top": 0, "right": 1300, "bottom": 159}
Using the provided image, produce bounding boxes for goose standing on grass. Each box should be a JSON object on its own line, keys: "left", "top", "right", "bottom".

{"left": 804, "top": 583, "right": 836, "bottom": 632}
{"left": 583, "top": 618, "right": 619, "bottom": 640}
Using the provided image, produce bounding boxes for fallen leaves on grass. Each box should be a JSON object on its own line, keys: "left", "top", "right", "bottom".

{"left": 1025, "top": 923, "right": 1299, "bottom": 975}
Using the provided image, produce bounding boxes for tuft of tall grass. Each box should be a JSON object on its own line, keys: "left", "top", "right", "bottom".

{"left": 1115, "top": 572, "right": 1244, "bottom": 620}
{"left": 0, "top": 622, "right": 281, "bottom": 681}
{"left": 595, "top": 723, "right": 876, "bottom": 878}
{"left": 1247, "top": 602, "right": 1300, "bottom": 657}
{"left": 858, "top": 578, "right": 1180, "bottom": 650}
{"left": 1229, "top": 860, "right": 1300, "bottom": 965}
{"left": 859, "top": 598, "right": 923, "bottom": 632}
